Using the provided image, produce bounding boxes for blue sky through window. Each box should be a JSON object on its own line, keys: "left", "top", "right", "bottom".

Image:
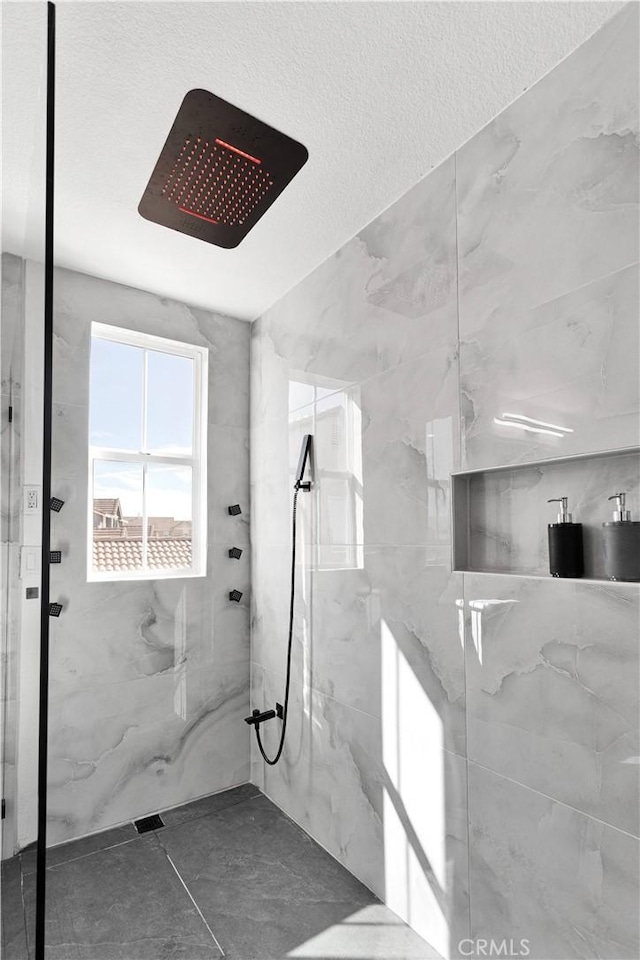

{"left": 90, "top": 338, "right": 195, "bottom": 520}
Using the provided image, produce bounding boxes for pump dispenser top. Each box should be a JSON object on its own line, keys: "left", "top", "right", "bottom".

{"left": 602, "top": 491, "right": 640, "bottom": 582}
{"left": 548, "top": 496, "right": 572, "bottom": 523}
{"left": 547, "top": 495, "right": 584, "bottom": 578}
{"left": 608, "top": 492, "right": 631, "bottom": 522}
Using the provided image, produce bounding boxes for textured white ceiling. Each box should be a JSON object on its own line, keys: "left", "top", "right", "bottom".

{"left": 2, "top": 1, "right": 624, "bottom": 320}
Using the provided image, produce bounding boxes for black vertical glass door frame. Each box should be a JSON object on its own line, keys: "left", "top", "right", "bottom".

{"left": 35, "top": 3, "right": 55, "bottom": 958}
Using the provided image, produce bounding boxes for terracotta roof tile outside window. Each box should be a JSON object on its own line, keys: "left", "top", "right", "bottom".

{"left": 93, "top": 537, "right": 192, "bottom": 573}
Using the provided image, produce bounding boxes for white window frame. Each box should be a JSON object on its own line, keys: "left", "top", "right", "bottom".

{"left": 87, "top": 322, "right": 208, "bottom": 582}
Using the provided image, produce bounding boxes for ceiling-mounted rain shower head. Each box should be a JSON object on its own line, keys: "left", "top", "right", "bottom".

{"left": 139, "top": 89, "right": 308, "bottom": 248}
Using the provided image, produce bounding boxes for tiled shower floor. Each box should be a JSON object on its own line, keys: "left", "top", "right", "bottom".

{"left": 1, "top": 784, "right": 440, "bottom": 960}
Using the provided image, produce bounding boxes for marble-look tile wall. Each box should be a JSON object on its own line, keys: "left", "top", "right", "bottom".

{"left": 251, "top": 125, "right": 468, "bottom": 960}
{"left": 47, "top": 267, "right": 251, "bottom": 843}
{"left": 4, "top": 262, "right": 251, "bottom": 847}
{"left": 250, "top": 6, "right": 639, "bottom": 959}
{"left": 1, "top": 254, "right": 25, "bottom": 857}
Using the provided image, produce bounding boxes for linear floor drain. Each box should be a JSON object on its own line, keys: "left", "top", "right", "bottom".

{"left": 134, "top": 813, "right": 165, "bottom": 834}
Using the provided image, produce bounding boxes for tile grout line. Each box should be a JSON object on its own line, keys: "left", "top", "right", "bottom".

{"left": 43, "top": 836, "right": 140, "bottom": 871}
{"left": 18, "top": 857, "right": 32, "bottom": 960}
{"left": 467, "top": 757, "right": 640, "bottom": 841}
{"left": 260, "top": 659, "right": 468, "bottom": 743}
{"left": 155, "top": 837, "right": 226, "bottom": 957}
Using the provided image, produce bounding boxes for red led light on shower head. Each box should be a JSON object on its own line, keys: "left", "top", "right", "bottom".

{"left": 139, "top": 89, "right": 308, "bottom": 248}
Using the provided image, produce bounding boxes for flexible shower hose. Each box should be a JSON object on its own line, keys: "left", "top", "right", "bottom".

{"left": 254, "top": 485, "right": 301, "bottom": 765}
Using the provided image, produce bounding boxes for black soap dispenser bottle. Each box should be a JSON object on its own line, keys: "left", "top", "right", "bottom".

{"left": 547, "top": 496, "right": 584, "bottom": 578}
{"left": 602, "top": 492, "right": 640, "bottom": 582}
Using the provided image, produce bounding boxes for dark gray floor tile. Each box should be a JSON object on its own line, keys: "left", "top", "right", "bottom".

{"left": 158, "top": 794, "right": 437, "bottom": 960}
{"left": 20, "top": 822, "right": 138, "bottom": 876}
{"left": 161, "top": 783, "right": 262, "bottom": 827}
{"left": 22, "top": 834, "right": 221, "bottom": 959}
{"left": 1, "top": 856, "right": 29, "bottom": 960}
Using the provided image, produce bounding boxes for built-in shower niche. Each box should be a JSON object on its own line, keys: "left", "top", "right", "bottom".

{"left": 453, "top": 448, "right": 640, "bottom": 581}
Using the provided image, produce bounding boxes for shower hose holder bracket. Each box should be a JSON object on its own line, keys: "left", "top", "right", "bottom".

{"left": 244, "top": 708, "right": 276, "bottom": 727}
{"left": 244, "top": 703, "right": 284, "bottom": 727}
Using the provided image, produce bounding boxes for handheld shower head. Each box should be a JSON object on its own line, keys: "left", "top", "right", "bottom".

{"left": 249, "top": 433, "right": 313, "bottom": 766}
{"left": 295, "top": 434, "right": 313, "bottom": 491}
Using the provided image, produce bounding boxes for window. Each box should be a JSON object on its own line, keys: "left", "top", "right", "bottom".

{"left": 88, "top": 323, "right": 208, "bottom": 580}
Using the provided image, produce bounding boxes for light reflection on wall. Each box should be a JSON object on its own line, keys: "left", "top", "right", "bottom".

{"left": 467, "top": 598, "right": 518, "bottom": 665}
{"left": 173, "top": 588, "right": 188, "bottom": 720}
{"left": 289, "top": 377, "right": 364, "bottom": 570}
{"left": 425, "top": 417, "right": 454, "bottom": 544}
{"left": 381, "top": 619, "right": 448, "bottom": 956}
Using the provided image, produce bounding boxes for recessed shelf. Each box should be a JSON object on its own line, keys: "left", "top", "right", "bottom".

{"left": 456, "top": 569, "right": 638, "bottom": 586}
{"left": 453, "top": 447, "right": 640, "bottom": 581}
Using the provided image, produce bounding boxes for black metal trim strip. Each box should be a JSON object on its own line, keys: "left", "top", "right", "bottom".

{"left": 35, "top": 4, "right": 55, "bottom": 958}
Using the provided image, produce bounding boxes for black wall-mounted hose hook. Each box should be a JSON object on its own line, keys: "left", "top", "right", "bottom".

{"left": 294, "top": 435, "right": 313, "bottom": 492}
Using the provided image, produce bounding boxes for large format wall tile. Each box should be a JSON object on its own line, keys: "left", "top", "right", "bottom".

{"left": 360, "top": 349, "right": 460, "bottom": 545}
{"left": 46, "top": 659, "right": 250, "bottom": 844}
{"left": 468, "top": 762, "right": 640, "bottom": 960}
{"left": 49, "top": 565, "right": 250, "bottom": 696}
{"left": 251, "top": 345, "right": 460, "bottom": 551}
{"left": 457, "top": 3, "right": 638, "bottom": 341}
{"left": 252, "top": 542, "right": 465, "bottom": 757}
{"left": 256, "top": 154, "right": 458, "bottom": 401}
{"left": 464, "top": 574, "right": 639, "bottom": 838}
{"left": 460, "top": 264, "right": 640, "bottom": 469}
{"left": 250, "top": 401, "right": 315, "bottom": 547}
{"left": 258, "top": 667, "right": 385, "bottom": 899}
{"left": 311, "top": 549, "right": 465, "bottom": 756}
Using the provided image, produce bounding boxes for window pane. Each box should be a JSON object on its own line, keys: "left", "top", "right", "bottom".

{"left": 145, "top": 351, "right": 194, "bottom": 455}
{"left": 89, "top": 339, "right": 143, "bottom": 450}
{"left": 147, "top": 464, "right": 193, "bottom": 571}
{"left": 92, "top": 461, "right": 143, "bottom": 573}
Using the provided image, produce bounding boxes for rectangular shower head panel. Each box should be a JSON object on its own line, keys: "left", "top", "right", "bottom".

{"left": 139, "top": 89, "right": 308, "bottom": 248}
